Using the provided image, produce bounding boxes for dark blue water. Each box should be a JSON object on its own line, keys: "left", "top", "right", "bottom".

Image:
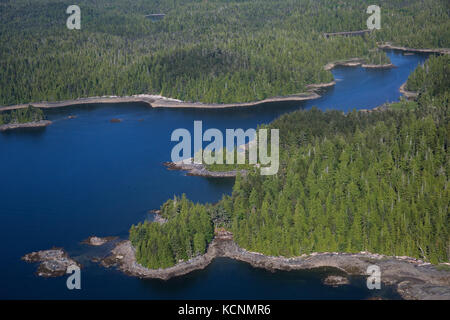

{"left": 0, "top": 50, "right": 427, "bottom": 299}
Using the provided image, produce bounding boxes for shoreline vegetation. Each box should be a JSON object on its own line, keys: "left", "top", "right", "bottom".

{"left": 100, "top": 230, "right": 450, "bottom": 300}
{"left": 6, "top": 41, "right": 448, "bottom": 114}
{"left": 0, "top": 120, "right": 52, "bottom": 132}
{"left": 0, "top": 105, "right": 51, "bottom": 132}
{"left": 399, "top": 54, "right": 450, "bottom": 101}
{"left": 0, "top": 47, "right": 404, "bottom": 113}
{"left": 3, "top": 42, "right": 448, "bottom": 113}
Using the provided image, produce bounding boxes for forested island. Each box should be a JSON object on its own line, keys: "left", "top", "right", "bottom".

{"left": 1, "top": 0, "right": 449, "bottom": 106}
{"left": 129, "top": 54, "right": 449, "bottom": 269}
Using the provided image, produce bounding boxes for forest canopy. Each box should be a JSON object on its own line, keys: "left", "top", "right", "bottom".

{"left": 1, "top": 0, "right": 449, "bottom": 105}
{"left": 406, "top": 54, "right": 450, "bottom": 96}
{"left": 0, "top": 105, "right": 44, "bottom": 125}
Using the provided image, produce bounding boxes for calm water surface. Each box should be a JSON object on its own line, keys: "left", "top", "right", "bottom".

{"left": 0, "top": 51, "right": 428, "bottom": 299}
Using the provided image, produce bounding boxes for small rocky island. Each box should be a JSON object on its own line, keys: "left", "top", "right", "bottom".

{"left": 323, "top": 275, "right": 350, "bottom": 287}
{"left": 22, "top": 248, "right": 80, "bottom": 277}
{"left": 81, "top": 236, "right": 118, "bottom": 246}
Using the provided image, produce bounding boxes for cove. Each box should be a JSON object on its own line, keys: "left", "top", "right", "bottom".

{"left": 0, "top": 50, "right": 428, "bottom": 299}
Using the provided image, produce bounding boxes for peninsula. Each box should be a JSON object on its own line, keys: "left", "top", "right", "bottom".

{"left": 100, "top": 230, "right": 450, "bottom": 300}
{"left": 0, "top": 105, "right": 51, "bottom": 132}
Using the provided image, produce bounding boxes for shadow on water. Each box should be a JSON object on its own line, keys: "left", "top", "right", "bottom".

{"left": 1, "top": 126, "right": 48, "bottom": 137}
{"left": 134, "top": 258, "right": 402, "bottom": 300}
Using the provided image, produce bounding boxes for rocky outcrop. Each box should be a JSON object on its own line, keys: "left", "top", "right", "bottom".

{"left": 22, "top": 248, "right": 80, "bottom": 277}
{"left": 147, "top": 210, "right": 168, "bottom": 224}
{"left": 101, "top": 240, "right": 215, "bottom": 280}
{"left": 359, "top": 104, "right": 389, "bottom": 113}
{"left": 323, "top": 30, "right": 372, "bottom": 39}
{"left": 0, "top": 92, "right": 321, "bottom": 112}
{"left": 150, "top": 92, "right": 322, "bottom": 108}
{"left": 0, "top": 120, "right": 52, "bottom": 132}
{"left": 323, "top": 275, "right": 350, "bottom": 286}
{"left": 399, "top": 82, "right": 419, "bottom": 100}
{"left": 306, "top": 81, "right": 336, "bottom": 90}
{"left": 378, "top": 43, "right": 450, "bottom": 55}
{"left": 81, "top": 236, "right": 118, "bottom": 246}
{"left": 361, "top": 63, "right": 395, "bottom": 69}
{"left": 324, "top": 58, "right": 365, "bottom": 71}
{"left": 101, "top": 231, "right": 450, "bottom": 299}
{"left": 164, "top": 160, "right": 247, "bottom": 178}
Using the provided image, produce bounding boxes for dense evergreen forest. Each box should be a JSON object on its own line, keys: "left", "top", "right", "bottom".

{"left": 0, "top": 105, "right": 44, "bottom": 125}
{"left": 130, "top": 54, "right": 449, "bottom": 268}
{"left": 129, "top": 195, "right": 214, "bottom": 268}
{"left": 406, "top": 54, "right": 450, "bottom": 95}
{"left": 1, "top": 0, "right": 449, "bottom": 105}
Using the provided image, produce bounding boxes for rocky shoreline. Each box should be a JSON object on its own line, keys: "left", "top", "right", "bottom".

{"left": 361, "top": 63, "right": 395, "bottom": 69}
{"left": 21, "top": 232, "right": 450, "bottom": 299}
{"left": 164, "top": 160, "right": 247, "bottom": 178}
{"left": 147, "top": 210, "right": 168, "bottom": 224}
{"left": 0, "top": 92, "right": 322, "bottom": 112}
{"left": 378, "top": 43, "right": 450, "bottom": 55}
{"left": 324, "top": 58, "right": 395, "bottom": 71}
{"left": 100, "top": 231, "right": 450, "bottom": 299}
{"left": 399, "top": 82, "right": 419, "bottom": 100}
{"left": 324, "top": 58, "right": 365, "bottom": 70}
{"left": 0, "top": 120, "right": 52, "bottom": 132}
{"left": 305, "top": 81, "right": 336, "bottom": 90}
{"left": 323, "top": 275, "right": 350, "bottom": 286}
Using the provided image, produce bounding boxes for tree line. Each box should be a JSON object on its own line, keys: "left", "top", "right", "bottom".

{"left": 0, "top": 105, "right": 44, "bottom": 125}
